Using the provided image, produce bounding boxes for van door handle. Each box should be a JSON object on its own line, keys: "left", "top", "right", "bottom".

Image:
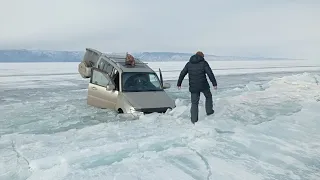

{"left": 92, "top": 87, "right": 97, "bottom": 90}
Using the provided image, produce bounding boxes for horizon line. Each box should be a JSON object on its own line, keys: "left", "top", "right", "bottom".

{"left": 0, "top": 48, "right": 305, "bottom": 60}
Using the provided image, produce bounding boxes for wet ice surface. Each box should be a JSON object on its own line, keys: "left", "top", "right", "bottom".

{"left": 0, "top": 62, "right": 320, "bottom": 180}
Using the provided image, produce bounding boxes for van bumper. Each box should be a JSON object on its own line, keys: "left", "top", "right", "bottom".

{"left": 135, "top": 107, "right": 173, "bottom": 114}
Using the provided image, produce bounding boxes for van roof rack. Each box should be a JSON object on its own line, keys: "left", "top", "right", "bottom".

{"left": 102, "top": 53, "right": 148, "bottom": 65}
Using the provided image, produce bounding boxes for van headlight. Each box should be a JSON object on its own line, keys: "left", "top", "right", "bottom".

{"left": 129, "top": 107, "right": 143, "bottom": 116}
{"left": 130, "top": 107, "right": 136, "bottom": 113}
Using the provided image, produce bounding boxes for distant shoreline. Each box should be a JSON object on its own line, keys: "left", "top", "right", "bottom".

{"left": 0, "top": 59, "right": 302, "bottom": 63}
{"left": 0, "top": 49, "right": 304, "bottom": 62}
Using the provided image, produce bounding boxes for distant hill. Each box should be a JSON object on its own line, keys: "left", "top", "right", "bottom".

{"left": 0, "top": 49, "right": 83, "bottom": 62}
{"left": 0, "top": 49, "right": 299, "bottom": 62}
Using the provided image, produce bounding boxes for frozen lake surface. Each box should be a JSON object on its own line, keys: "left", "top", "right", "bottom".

{"left": 0, "top": 61, "right": 320, "bottom": 180}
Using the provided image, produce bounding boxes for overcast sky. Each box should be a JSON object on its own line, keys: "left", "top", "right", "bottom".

{"left": 0, "top": 0, "right": 319, "bottom": 59}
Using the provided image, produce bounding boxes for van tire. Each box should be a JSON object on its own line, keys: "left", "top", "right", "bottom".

{"left": 118, "top": 108, "right": 124, "bottom": 113}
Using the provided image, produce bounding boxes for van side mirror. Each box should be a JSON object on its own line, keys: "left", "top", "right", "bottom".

{"left": 163, "top": 82, "right": 171, "bottom": 89}
{"left": 106, "top": 84, "right": 115, "bottom": 91}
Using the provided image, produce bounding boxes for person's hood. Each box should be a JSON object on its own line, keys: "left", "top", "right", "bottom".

{"left": 189, "top": 54, "right": 204, "bottom": 64}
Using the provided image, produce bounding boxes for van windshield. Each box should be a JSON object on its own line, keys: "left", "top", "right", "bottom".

{"left": 122, "top": 72, "right": 163, "bottom": 92}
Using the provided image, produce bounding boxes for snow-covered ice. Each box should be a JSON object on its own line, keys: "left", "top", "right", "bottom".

{"left": 0, "top": 61, "right": 320, "bottom": 180}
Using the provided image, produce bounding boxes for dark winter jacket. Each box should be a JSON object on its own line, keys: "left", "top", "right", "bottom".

{"left": 177, "top": 54, "right": 217, "bottom": 93}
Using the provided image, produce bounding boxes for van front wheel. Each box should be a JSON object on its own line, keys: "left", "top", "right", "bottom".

{"left": 118, "top": 108, "right": 124, "bottom": 114}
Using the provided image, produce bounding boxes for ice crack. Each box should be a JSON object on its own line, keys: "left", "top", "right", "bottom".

{"left": 11, "top": 140, "right": 30, "bottom": 169}
{"left": 313, "top": 75, "right": 319, "bottom": 85}
{"left": 187, "top": 146, "right": 212, "bottom": 180}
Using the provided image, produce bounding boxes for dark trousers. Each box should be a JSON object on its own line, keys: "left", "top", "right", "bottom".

{"left": 190, "top": 88, "right": 214, "bottom": 123}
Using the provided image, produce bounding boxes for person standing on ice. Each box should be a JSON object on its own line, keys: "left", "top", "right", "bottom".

{"left": 177, "top": 51, "right": 217, "bottom": 124}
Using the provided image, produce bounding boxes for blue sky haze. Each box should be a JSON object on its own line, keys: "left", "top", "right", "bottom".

{"left": 0, "top": 0, "right": 319, "bottom": 60}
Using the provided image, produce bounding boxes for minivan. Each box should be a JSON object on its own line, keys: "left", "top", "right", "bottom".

{"left": 78, "top": 48, "right": 176, "bottom": 115}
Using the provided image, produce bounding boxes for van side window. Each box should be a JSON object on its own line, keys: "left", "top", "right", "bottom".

{"left": 102, "top": 63, "right": 114, "bottom": 76}
{"left": 106, "top": 64, "right": 114, "bottom": 75}
{"left": 98, "top": 60, "right": 105, "bottom": 69}
{"left": 99, "top": 58, "right": 114, "bottom": 76}
{"left": 92, "top": 70, "right": 111, "bottom": 87}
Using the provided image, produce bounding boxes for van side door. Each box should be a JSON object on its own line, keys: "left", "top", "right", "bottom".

{"left": 87, "top": 68, "right": 118, "bottom": 109}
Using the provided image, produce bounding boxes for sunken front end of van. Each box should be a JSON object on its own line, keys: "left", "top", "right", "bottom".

{"left": 120, "top": 91, "right": 175, "bottom": 114}
{"left": 116, "top": 71, "right": 176, "bottom": 114}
